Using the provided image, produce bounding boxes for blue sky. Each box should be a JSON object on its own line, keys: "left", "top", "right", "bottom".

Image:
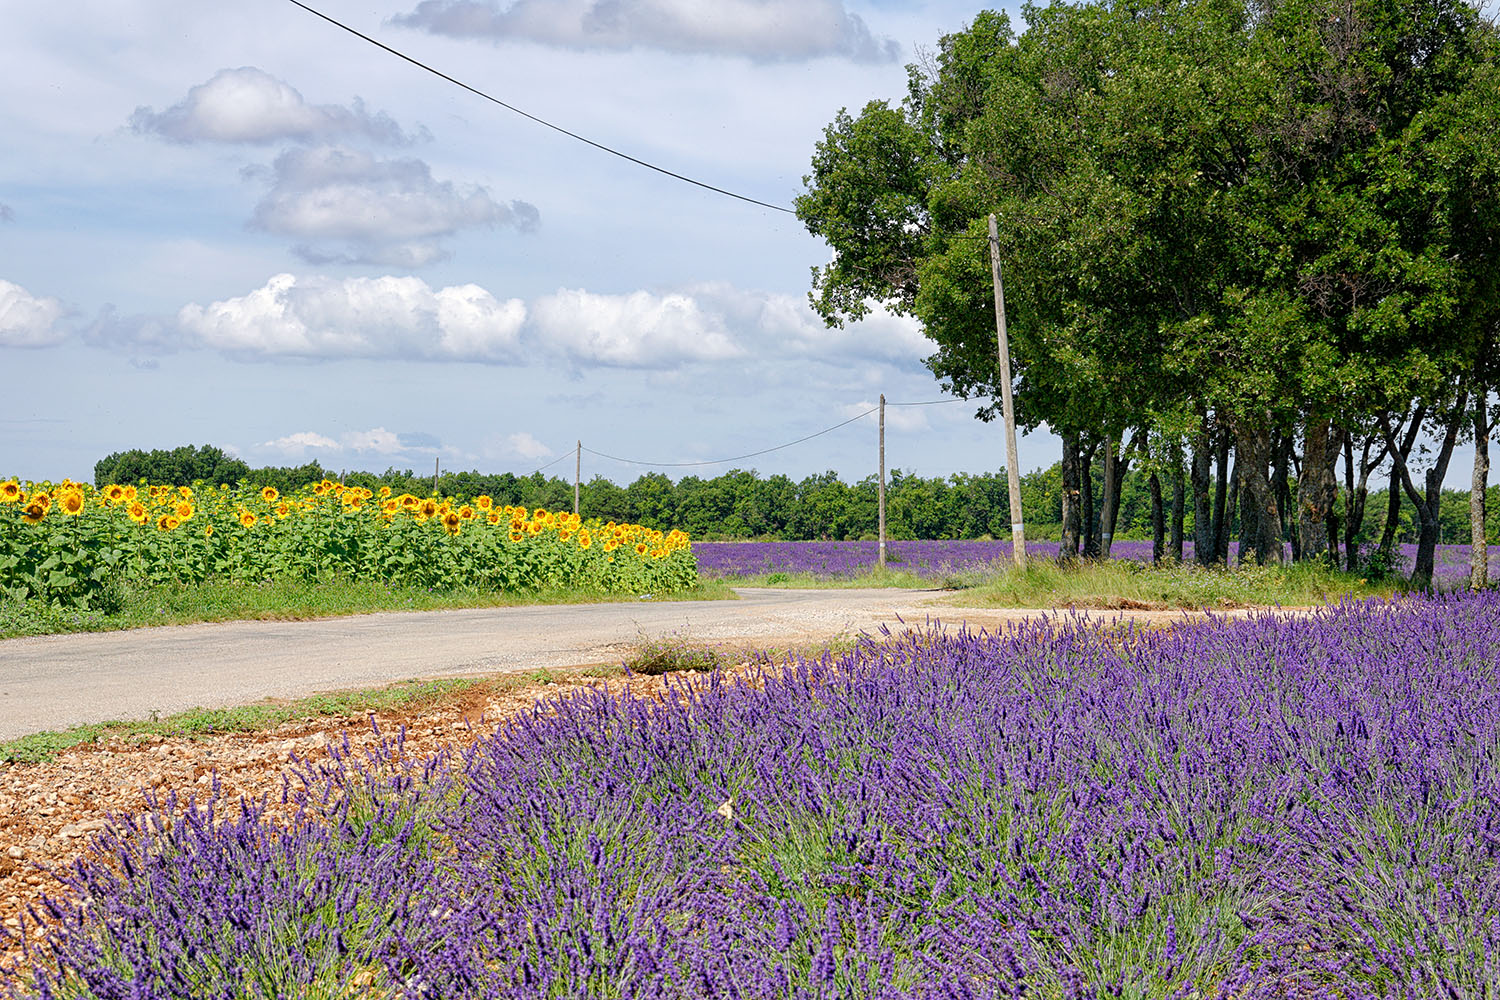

{"left": 2, "top": 0, "right": 1490, "bottom": 491}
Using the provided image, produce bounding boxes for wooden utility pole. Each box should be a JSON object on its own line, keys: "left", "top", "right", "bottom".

{"left": 878, "top": 393, "right": 887, "bottom": 568}
{"left": 988, "top": 214, "right": 1027, "bottom": 568}
{"left": 574, "top": 440, "right": 581, "bottom": 517}
{"left": 432, "top": 457, "right": 440, "bottom": 497}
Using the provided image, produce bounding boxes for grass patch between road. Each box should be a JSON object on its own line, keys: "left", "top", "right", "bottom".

{"left": 0, "top": 576, "right": 737, "bottom": 640}
{"left": 954, "top": 558, "right": 1396, "bottom": 609}
{"left": 0, "top": 666, "right": 630, "bottom": 765}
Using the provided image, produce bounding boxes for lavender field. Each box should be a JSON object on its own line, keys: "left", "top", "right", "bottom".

{"left": 10, "top": 592, "right": 1500, "bottom": 998}
{"left": 695, "top": 539, "right": 1500, "bottom": 588}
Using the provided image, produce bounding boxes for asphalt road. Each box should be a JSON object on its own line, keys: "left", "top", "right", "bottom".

{"left": 0, "top": 588, "right": 968, "bottom": 740}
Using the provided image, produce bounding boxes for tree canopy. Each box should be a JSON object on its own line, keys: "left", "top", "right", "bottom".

{"left": 796, "top": 0, "right": 1500, "bottom": 586}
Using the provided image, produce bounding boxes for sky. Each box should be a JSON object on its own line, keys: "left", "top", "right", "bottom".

{"left": 2, "top": 0, "right": 1491, "bottom": 492}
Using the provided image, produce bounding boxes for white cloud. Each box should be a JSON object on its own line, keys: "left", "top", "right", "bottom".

{"left": 260, "top": 431, "right": 340, "bottom": 455}
{"left": 694, "top": 283, "right": 932, "bottom": 364}
{"left": 248, "top": 145, "right": 537, "bottom": 266}
{"left": 0, "top": 204, "right": 13, "bottom": 223}
{"left": 841, "top": 400, "right": 931, "bottom": 432}
{"left": 176, "top": 273, "right": 527, "bottom": 362}
{"left": 0, "top": 279, "right": 66, "bottom": 347}
{"left": 530, "top": 288, "right": 744, "bottom": 367}
{"left": 130, "top": 67, "right": 415, "bottom": 145}
{"left": 343, "top": 427, "right": 403, "bottom": 454}
{"left": 392, "top": 0, "right": 900, "bottom": 63}
{"left": 483, "top": 431, "right": 552, "bottom": 461}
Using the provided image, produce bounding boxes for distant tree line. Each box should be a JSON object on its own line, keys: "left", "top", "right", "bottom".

{"left": 92, "top": 445, "right": 1498, "bottom": 552}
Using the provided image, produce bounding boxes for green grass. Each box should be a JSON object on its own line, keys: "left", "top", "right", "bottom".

{"left": 721, "top": 565, "right": 994, "bottom": 590}
{"left": 0, "top": 576, "right": 737, "bottom": 640}
{"left": 0, "top": 665, "right": 630, "bottom": 764}
{"left": 950, "top": 558, "right": 1396, "bottom": 610}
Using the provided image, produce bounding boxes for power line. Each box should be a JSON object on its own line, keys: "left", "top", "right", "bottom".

{"left": 283, "top": 0, "right": 792, "bottom": 214}
{"left": 282, "top": 0, "right": 995, "bottom": 241}
{"left": 577, "top": 397, "right": 980, "bottom": 469}
{"left": 527, "top": 451, "right": 573, "bottom": 476}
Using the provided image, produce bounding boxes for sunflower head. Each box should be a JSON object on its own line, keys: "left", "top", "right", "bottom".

{"left": 121, "top": 485, "right": 137, "bottom": 502}
{"left": 59, "top": 490, "right": 86, "bottom": 516}
{"left": 378, "top": 485, "right": 392, "bottom": 498}
{"left": 175, "top": 501, "right": 194, "bottom": 520}
{"left": 128, "top": 501, "right": 148, "bottom": 523}
{"left": 204, "top": 524, "right": 214, "bottom": 537}
{"left": 238, "top": 510, "right": 257, "bottom": 528}
{"left": 0, "top": 481, "right": 23, "bottom": 504}
{"left": 419, "top": 499, "right": 439, "bottom": 519}
{"left": 32, "top": 492, "right": 51, "bottom": 511}
{"left": 442, "top": 511, "right": 462, "bottom": 534}
{"left": 508, "top": 529, "right": 524, "bottom": 543}
{"left": 475, "top": 495, "right": 492, "bottom": 510}
{"left": 104, "top": 484, "right": 125, "bottom": 503}
{"left": 20, "top": 502, "right": 45, "bottom": 525}
{"left": 261, "top": 486, "right": 279, "bottom": 503}
{"left": 458, "top": 505, "right": 475, "bottom": 520}
{"left": 486, "top": 510, "right": 502, "bottom": 525}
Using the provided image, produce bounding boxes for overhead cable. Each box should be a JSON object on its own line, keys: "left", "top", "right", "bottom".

{"left": 283, "top": 0, "right": 998, "bottom": 241}
{"left": 283, "top": 0, "right": 792, "bottom": 214}
{"left": 578, "top": 397, "right": 980, "bottom": 469}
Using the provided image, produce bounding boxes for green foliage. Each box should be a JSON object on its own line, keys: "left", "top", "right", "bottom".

{"left": 623, "top": 636, "right": 725, "bottom": 676}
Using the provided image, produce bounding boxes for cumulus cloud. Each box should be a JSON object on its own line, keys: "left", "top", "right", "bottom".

{"left": 137, "top": 275, "right": 927, "bottom": 373}
{"left": 248, "top": 145, "right": 537, "bottom": 266}
{"left": 176, "top": 273, "right": 527, "bottom": 362}
{"left": 529, "top": 288, "right": 744, "bottom": 367}
{"left": 483, "top": 431, "right": 552, "bottom": 461}
{"left": 260, "top": 431, "right": 340, "bottom": 455}
{"left": 0, "top": 279, "right": 67, "bottom": 348}
{"left": 391, "top": 0, "right": 900, "bottom": 62}
{"left": 841, "top": 400, "right": 931, "bottom": 432}
{"left": 130, "top": 67, "right": 415, "bottom": 146}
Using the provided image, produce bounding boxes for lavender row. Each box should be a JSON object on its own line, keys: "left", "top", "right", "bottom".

{"left": 693, "top": 538, "right": 1500, "bottom": 586}
{"left": 11, "top": 592, "right": 1500, "bottom": 997}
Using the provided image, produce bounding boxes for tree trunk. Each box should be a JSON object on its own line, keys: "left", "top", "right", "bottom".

{"left": 1274, "top": 432, "right": 1295, "bottom": 562}
{"left": 1297, "top": 416, "right": 1338, "bottom": 564}
{"left": 1191, "top": 423, "right": 1214, "bottom": 565}
{"left": 1206, "top": 434, "right": 1230, "bottom": 566}
{"left": 1340, "top": 431, "right": 1367, "bottom": 571}
{"left": 1081, "top": 438, "right": 1099, "bottom": 559}
{"left": 1059, "top": 432, "right": 1081, "bottom": 564}
{"left": 1376, "top": 406, "right": 1424, "bottom": 569}
{"left": 1099, "top": 435, "right": 1118, "bottom": 560}
{"left": 1150, "top": 471, "right": 1165, "bottom": 563}
{"left": 1235, "top": 420, "right": 1285, "bottom": 566}
{"left": 1377, "top": 463, "right": 1403, "bottom": 562}
{"left": 1472, "top": 379, "right": 1490, "bottom": 590}
{"left": 1383, "top": 396, "right": 1467, "bottom": 589}
{"left": 1170, "top": 440, "right": 1186, "bottom": 563}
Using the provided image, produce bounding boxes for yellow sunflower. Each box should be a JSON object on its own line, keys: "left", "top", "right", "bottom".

{"left": 475, "top": 495, "right": 492, "bottom": 510}
{"left": 458, "top": 505, "right": 475, "bottom": 520}
{"left": 238, "top": 510, "right": 257, "bottom": 528}
{"left": 127, "top": 501, "right": 148, "bottom": 524}
{"left": 378, "top": 485, "right": 392, "bottom": 498}
{"left": 175, "top": 501, "right": 194, "bottom": 521}
{"left": 442, "top": 510, "right": 462, "bottom": 535}
{"left": 204, "top": 524, "right": 214, "bottom": 537}
{"left": 276, "top": 503, "right": 292, "bottom": 519}
{"left": 486, "top": 510, "right": 502, "bottom": 526}
{"left": 121, "top": 485, "right": 138, "bottom": 502}
{"left": 32, "top": 492, "right": 51, "bottom": 512}
{"left": 58, "top": 491, "right": 86, "bottom": 516}
{"left": 104, "top": 484, "right": 125, "bottom": 503}
{"left": 20, "top": 501, "right": 45, "bottom": 524}
{"left": 508, "top": 529, "right": 524, "bottom": 543}
{"left": 635, "top": 542, "right": 649, "bottom": 556}
{"left": 419, "top": 499, "right": 439, "bottom": 519}
{"left": 261, "top": 486, "right": 279, "bottom": 503}
{"left": 578, "top": 530, "right": 592, "bottom": 550}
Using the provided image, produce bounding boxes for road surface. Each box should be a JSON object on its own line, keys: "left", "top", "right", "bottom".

{"left": 0, "top": 588, "right": 994, "bottom": 740}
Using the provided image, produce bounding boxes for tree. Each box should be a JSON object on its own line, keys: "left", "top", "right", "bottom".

{"left": 797, "top": 0, "right": 1499, "bottom": 579}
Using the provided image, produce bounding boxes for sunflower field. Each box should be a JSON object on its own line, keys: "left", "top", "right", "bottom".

{"left": 0, "top": 478, "right": 696, "bottom": 609}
